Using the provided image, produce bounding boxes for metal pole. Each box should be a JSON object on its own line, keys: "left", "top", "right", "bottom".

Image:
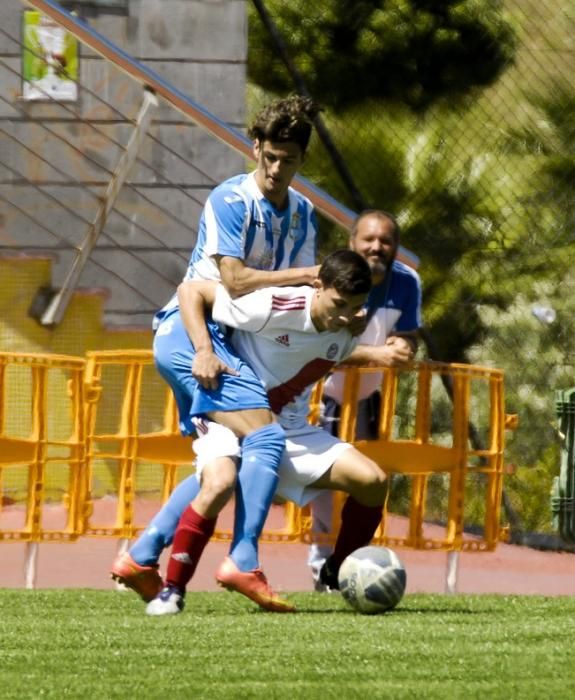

{"left": 24, "top": 542, "right": 39, "bottom": 589}
{"left": 445, "top": 550, "right": 459, "bottom": 594}
{"left": 40, "top": 89, "right": 159, "bottom": 325}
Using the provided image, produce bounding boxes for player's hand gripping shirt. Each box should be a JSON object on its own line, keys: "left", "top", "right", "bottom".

{"left": 211, "top": 285, "right": 357, "bottom": 431}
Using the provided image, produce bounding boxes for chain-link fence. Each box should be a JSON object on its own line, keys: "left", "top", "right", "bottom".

{"left": 248, "top": 0, "right": 575, "bottom": 540}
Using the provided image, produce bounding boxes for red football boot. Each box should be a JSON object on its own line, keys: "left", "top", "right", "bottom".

{"left": 215, "top": 557, "right": 296, "bottom": 613}
{"left": 110, "top": 552, "right": 163, "bottom": 602}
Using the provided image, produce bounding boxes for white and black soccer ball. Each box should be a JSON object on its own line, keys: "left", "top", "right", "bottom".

{"left": 338, "top": 546, "right": 406, "bottom": 614}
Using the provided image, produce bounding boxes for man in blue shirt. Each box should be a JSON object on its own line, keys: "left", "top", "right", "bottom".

{"left": 309, "top": 210, "right": 422, "bottom": 590}
{"left": 111, "top": 95, "right": 321, "bottom": 612}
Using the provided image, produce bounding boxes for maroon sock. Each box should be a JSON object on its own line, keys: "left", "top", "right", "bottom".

{"left": 166, "top": 505, "right": 216, "bottom": 591}
{"left": 331, "top": 496, "right": 383, "bottom": 569}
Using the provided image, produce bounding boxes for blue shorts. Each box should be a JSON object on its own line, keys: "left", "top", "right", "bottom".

{"left": 153, "top": 308, "right": 270, "bottom": 436}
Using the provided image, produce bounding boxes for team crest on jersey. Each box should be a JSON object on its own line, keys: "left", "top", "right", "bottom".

{"left": 275, "top": 334, "right": 290, "bottom": 346}
{"left": 250, "top": 244, "right": 274, "bottom": 270}
{"left": 155, "top": 319, "right": 174, "bottom": 336}
{"left": 326, "top": 343, "right": 339, "bottom": 360}
{"left": 289, "top": 212, "right": 304, "bottom": 240}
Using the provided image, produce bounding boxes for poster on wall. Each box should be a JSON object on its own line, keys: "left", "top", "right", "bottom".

{"left": 22, "top": 10, "right": 79, "bottom": 101}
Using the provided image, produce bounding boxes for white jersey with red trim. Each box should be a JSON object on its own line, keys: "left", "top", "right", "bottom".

{"left": 211, "top": 285, "right": 357, "bottom": 430}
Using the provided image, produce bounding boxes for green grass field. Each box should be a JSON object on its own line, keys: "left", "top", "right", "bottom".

{"left": 1, "top": 591, "right": 574, "bottom": 698}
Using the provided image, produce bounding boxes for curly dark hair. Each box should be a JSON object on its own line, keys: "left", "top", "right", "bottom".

{"left": 248, "top": 94, "right": 322, "bottom": 153}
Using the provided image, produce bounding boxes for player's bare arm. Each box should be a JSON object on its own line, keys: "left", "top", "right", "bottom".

{"left": 216, "top": 255, "right": 319, "bottom": 298}
{"left": 177, "top": 280, "right": 238, "bottom": 390}
{"left": 342, "top": 335, "right": 415, "bottom": 368}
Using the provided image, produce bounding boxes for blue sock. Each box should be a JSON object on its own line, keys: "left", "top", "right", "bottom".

{"left": 129, "top": 474, "right": 200, "bottom": 566}
{"left": 229, "top": 423, "right": 286, "bottom": 571}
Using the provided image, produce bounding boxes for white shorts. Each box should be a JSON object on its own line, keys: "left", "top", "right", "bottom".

{"left": 191, "top": 417, "right": 240, "bottom": 472}
{"left": 191, "top": 420, "right": 352, "bottom": 507}
{"left": 277, "top": 426, "right": 352, "bottom": 506}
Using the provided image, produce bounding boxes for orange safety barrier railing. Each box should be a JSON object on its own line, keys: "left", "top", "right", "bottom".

{"left": 82, "top": 350, "right": 191, "bottom": 540}
{"left": 1, "top": 351, "right": 514, "bottom": 591}
{"left": 308, "top": 363, "right": 511, "bottom": 555}
{"left": 81, "top": 350, "right": 306, "bottom": 544}
{"left": 0, "top": 351, "right": 87, "bottom": 543}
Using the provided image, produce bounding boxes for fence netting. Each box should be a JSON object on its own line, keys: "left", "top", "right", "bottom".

{"left": 248, "top": 0, "right": 575, "bottom": 537}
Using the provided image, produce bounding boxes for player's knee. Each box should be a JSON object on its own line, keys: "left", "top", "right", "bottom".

{"left": 199, "top": 459, "right": 237, "bottom": 506}
{"left": 355, "top": 464, "right": 387, "bottom": 506}
{"left": 243, "top": 422, "right": 286, "bottom": 461}
{"left": 205, "top": 469, "right": 237, "bottom": 501}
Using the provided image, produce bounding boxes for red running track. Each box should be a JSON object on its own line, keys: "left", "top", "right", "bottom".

{"left": 1, "top": 501, "right": 575, "bottom": 596}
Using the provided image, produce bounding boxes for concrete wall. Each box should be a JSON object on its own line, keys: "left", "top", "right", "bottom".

{"left": 0, "top": 0, "right": 247, "bottom": 330}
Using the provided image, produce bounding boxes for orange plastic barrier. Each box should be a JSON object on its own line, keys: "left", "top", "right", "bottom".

{"left": 81, "top": 350, "right": 191, "bottom": 539}
{"left": 0, "top": 351, "right": 513, "bottom": 554}
{"left": 308, "top": 362, "right": 512, "bottom": 552}
{"left": 81, "top": 350, "right": 305, "bottom": 543}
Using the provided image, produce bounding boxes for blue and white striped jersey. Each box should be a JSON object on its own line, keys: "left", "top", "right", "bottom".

{"left": 154, "top": 172, "right": 317, "bottom": 327}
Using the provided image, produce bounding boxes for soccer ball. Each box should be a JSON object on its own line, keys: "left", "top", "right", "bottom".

{"left": 338, "top": 546, "right": 406, "bottom": 614}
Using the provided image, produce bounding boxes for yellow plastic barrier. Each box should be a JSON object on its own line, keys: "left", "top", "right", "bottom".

{"left": 81, "top": 350, "right": 305, "bottom": 543}
{"left": 308, "top": 362, "right": 511, "bottom": 553}
{"left": 0, "top": 351, "right": 512, "bottom": 560}
{"left": 82, "top": 350, "right": 191, "bottom": 539}
{"left": 0, "top": 351, "right": 86, "bottom": 542}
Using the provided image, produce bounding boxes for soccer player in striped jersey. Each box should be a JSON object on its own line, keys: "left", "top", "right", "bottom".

{"left": 153, "top": 93, "right": 321, "bottom": 324}
{"left": 111, "top": 95, "right": 322, "bottom": 609}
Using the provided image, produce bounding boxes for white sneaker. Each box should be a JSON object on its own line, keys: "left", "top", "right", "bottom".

{"left": 308, "top": 545, "right": 330, "bottom": 592}
{"left": 145, "top": 586, "right": 185, "bottom": 616}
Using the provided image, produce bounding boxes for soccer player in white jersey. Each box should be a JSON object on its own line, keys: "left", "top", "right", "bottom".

{"left": 308, "top": 210, "right": 423, "bottom": 590}
{"left": 111, "top": 95, "right": 322, "bottom": 606}
{"left": 144, "top": 250, "right": 390, "bottom": 615}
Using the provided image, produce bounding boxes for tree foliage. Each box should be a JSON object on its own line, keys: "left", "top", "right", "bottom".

{"left": 247, "top": 6, "right": 573, "bottom": 532}
{"left": 300, "top": 102, "right": 514, "bottom": 361}
{"left": 465, "top": 84, "right": 575, "bottom": 532}
{"left": 249, "top": 0, "right": 517, "bottom": 111}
